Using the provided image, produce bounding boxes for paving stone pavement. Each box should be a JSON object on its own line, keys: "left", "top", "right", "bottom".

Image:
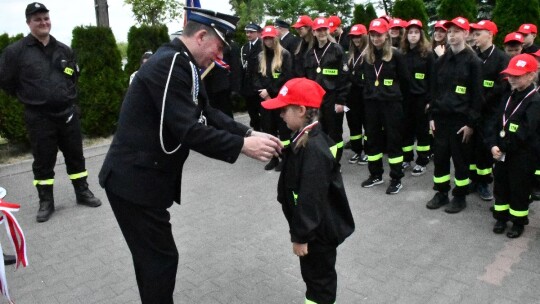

{"left": 1, "top": 114, "right": 540, "bottom": 304}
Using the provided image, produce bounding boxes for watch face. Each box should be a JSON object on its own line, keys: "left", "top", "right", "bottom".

{"left": 0, "top": 187, "right": 6, "bottom": 199}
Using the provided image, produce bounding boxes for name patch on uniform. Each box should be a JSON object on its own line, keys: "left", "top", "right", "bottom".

{"left": 272, "top": 72, "right": 280, "bottom": 79}
{"left": 415, "top": 73, "right": 425, "bottom": 79}
{"left": 455, "top": 86, "right": 467, "bottom": 94}
{"left": 509, "top": 123, "right": 519, "bottom": 132}
{"left": 64, "top": 67, "right": 74, "bottom": 76}
{"left": 483, "top": 80, "right": 494, "bottom": 88}
{"left": 322, "top": 68, "right": 338, "bottom": 75}
{"left": 383, "top": 79, "right": 393, "bottom": 86}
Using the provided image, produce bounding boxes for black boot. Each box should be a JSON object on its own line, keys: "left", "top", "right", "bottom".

{"left": 36, "top": 184, "right": 55, "bottom": 222}
{"left": 3, "top": 254, "right": 16, "bottom": 266}
{"left": 72, "top": 177, "right": 102, "bottom": 207}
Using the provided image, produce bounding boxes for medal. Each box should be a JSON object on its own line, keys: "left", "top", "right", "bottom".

{"left": 501, "top": 88, "right": 535, "bottom": 139}
{"left": 352, "top": 71, "right": 355, "bottom": 75}
{"left": 374, "top": 62, "right": 384, "bottom": 88}
{"left": 316, "top": 67, "right": 321, "bottom": 73}
{"left": 375, "top": 80, "right": 379, "bottom": 87}
{"left": 499, "top": 130, "right": 505, "bottom": 138}
{"left": 314, "top": 43, "right": 332, "bottom": 75}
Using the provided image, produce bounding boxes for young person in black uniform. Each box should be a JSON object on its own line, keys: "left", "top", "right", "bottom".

{"left": 261, "top": 77, "right": 354, "bottom": 304}
{"left": 400, "top": 19, "right": 435, "bottom": 177}
{"left": 292, "top": 15, "right": 314, "bottom": 78}
{"left": 0, "top": 2, "right": 102, "bottom": 223}
{"left": 517, "top": 23, "right": 540, "bottom": 54}
{"left": 389, "top": 18, "right": 405, "bottom": 48}
{"left": 304, "top": 17, "right": 350, "bottom": 163}
{"left": 329, "top": 16, "right": 349, "bottom": 53}
{"left": 241, "top": 23, "right": 263, "bottom": 131}
{"left": 254, "top": 25, "right": 293, "bottom": 171}
{"left": 485, "top": 53, "right": 540, "bottom": 238}
{"left": 345, "top": 24, "right": 369, "bottom": 165}
{"left": 469, "top": 20, "right": 510, "bottom": 201}
{"left": 275, "top": 19, "right": 301, "bottom": 56}
{"left": 503, "top": 32, "right": 525, "bottom": 58}
{"left": 426, "top": 17, "right": 483, "bottom": 214}
{"left": 360, "top": 18, "right": 410, "bottom": 194}
{"left": 432, "top": 20, "right": 448, "bottom": 59}
{"left": 99, "top": 8, "right": 282, "bottom": 303}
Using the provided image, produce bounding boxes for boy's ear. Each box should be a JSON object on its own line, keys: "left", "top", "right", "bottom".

{"left": 298, "top": 105, "right": 307, "bottom": 115}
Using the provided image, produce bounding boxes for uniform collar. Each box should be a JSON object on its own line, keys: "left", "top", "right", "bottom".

{"left": 172, "top": 38, "right": 198, "bottom": 67}
{"left": 25, "top": 33, "right": 56, "bottom": 47}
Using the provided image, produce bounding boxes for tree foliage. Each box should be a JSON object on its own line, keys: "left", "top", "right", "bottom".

{"left": 437, "top": 0, "right": 477, "bottom": 22}
{"left": 392, "top": 0, "right": 429, "bottom": 28}
{"left": 492, "top": 0, "right": 540, "bottom": 46}
{"left": 124, "top": 0, "right": 183, "bottom": 26}
{"left": 353, "top": 3, "right": 378, "bottom": 26}
{"left": 365, "top": 3, "right": 378, "bottom": 21}
{"left": 124, "top": 25, "right": 170, "bottom": 77}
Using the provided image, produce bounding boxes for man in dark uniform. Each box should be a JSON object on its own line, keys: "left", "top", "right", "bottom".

{"left": 0, "top": 2, "right": 102, "bottom": 223}
{"left": 98, "top": 7, "right": 282, "bottom": 304}
{"left": 241, "top": 23, "right": 263, "bottom": 131}
{"left": 275, "top": 19, "right": 301, "bottom": 55}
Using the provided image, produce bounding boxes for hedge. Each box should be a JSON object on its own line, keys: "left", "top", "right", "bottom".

{"left": 125, "top": 25, "right": 170, "bottom": 78}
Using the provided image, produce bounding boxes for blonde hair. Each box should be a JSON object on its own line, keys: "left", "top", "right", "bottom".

{"left": 294, "top": 107, "right": 319, "bottom": 152}
{"left": 295, "top": 29, "right": 314, "bottom": 56}
{"left": 400, "top": 27, "right": 432, "bottom": 58}
{"left": 259, "top": 37, "right": 284, "bottom": 76}
{"left": 348, "top": 35, "right": 368, "bottom": 65}
{"left": 363, "top": 32, "right": 393, "bottom": 64}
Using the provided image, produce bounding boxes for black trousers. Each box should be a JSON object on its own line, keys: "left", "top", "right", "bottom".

{"left": 469, "top": 130, "right": 494, "bottom": 184}
{"left": 208, "top": 89, "right": 233, "bottom": 118}
{"left": 345, "top": 85, "right": 365, "bottom": 155}
{"left": 24, "top": 108, "right": 86, "bottom": 181}
{"left": 300, "top": 245, "right": 337, "bottom": 304}
{"left": 432, "top": 119, "right": 472, "bottom": 196}
{"left": 106, "top": 190, "right": 178, "bottom": 304}
{"left": 319, "top": 99, "right": 344, "bottom": 162}
{"left": 492, "top": 151, "right": 535, "bottom": 225}
{"left": 402, "top": 94, "right": 430, "bottom": 166}
{"left": 364, "top": 99, "right": 404, "bottom": 180}
{"left": 244, "top": 94, "right": 262, "bottom": 131}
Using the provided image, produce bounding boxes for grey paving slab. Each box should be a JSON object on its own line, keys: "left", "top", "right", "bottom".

{"left": 0, "top": 114, "right": 539, "bottom": 304}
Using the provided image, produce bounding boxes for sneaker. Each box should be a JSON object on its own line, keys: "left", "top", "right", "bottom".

{"left": 357, "top": 154, "right": 368, "bottom": 165}
{"left": 402, "top": 161, "right": 411, "bottom": 171}
{"left": 361, "top": 175, "right": 384, "bottom": 188}
{"left": 477, "top": 183, "right": 493, "bottom": 201}
{"left": 264, "top": 157, "right": 279, "bottom": 170}
{"left": 411, "top": 164, "right": 427, "bottom": 176}
{"left": 444, "top": 196, "right": 467, "bottom": 214}
{"left": 348, "top": 153, "right": 360, "bottom": 164}
{"left": 426, "top": 192, "right": 449, "bottom": 209}
{"left": 386, "top": 179, "right": 403, "bottom": 194}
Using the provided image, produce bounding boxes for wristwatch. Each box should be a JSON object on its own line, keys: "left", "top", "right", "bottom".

{"left": 245, "top": 128, "right": 253, "bottom": 137}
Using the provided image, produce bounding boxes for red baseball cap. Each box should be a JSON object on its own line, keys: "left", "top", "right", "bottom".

{"left": 470, "top": 20, "right": 498, "bottom": 35}
{"left": 504, "top": 32, "right": 525, "bottom": 44}
{"left": 328, "top": 15, "right": 341, "bottom": 33}
{"left": 434, "top": 20, "right": 447, "bottom": 31}
{"left": 261, "top": 78, "right": 326, "bottom": 110}
{"left": 312, "top": 17, "right": 329, "bottom": 31}
{"left": 369, "top": 18, "right": 389, "bottom": 34}
{"left": 500, "top": 54, "right": 538, "bottom": 76}
{"left": 292, "top": 15, "right": 312, "bottom": 28}
{"left": 379, "top": 15, "right": 391, "bottom": 23}
{"left": 348, "top": 24, "right": 367, "bottom": 36}
{"left": 261, "top": 25, "right": 278, "bottom": 38}
{"left": 443, "top": 17, "right": 470, "bottom": 31}
{"left": 406, "top": 19, "right": 423, "bottom": 29}
{"left": 389, "top": 18, "right": 406, "bottom": 29}
{"left": 518, "top": 23, "right": 538, "bottom": 34}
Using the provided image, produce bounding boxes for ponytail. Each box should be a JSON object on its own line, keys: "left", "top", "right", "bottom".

{"left": 294, "top": 107, "right": 319, "bottom": 152}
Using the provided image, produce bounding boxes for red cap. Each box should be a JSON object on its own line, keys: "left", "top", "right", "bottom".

{"left": 406, "top": 19, "right": 423, "bottom": 29}
{"left": 532, "top": 49, "right": 540, "bottom": 58}
{"left": 348, "top": 24, "right": 367, "bottom": 36}
{"left": 470, "top": 20, "right": 498, "bottom": 35}
{"left": 434, "top": 20, "right": 447, "bottom": 31}
{"left": 369, "top": 18, "right": 389, "bottom": 34}
{"left": 501, "top": 54, "right": 538, "bottom": 76}
{"left": 312, "top": 17, "right": 329, "bottom": 31}
{"left": 389, "top": 18, "right": 406, "bottom": 29}
{"left": 379, "top": 15, "right": 391, "bottom": 23}
{"left": 443, "top": 17, "right": 470, "bottom": 31}
{"left": 261, "top": 25, "right": 278, "bottom": 38}
{"left": 261, "top": 78, "right": 326, "bottom": 109}
{"left": 504, "top": 32, "right": 525, "bottom": 44}
{"left": 328, "top": 15, "right": 341, "bottom": 33}
{"left": 518, "top": 23, "right": 538, "bottom": 34}
{"left": 292, "top": 15, "right": 312, "bottom": 28}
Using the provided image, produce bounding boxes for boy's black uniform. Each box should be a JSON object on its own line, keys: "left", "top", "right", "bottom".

{"left": 278, "top": 124, "right": 355, "bottom": 304}
{"left": 241, "top": 38, "right": 263, "bottom": 130}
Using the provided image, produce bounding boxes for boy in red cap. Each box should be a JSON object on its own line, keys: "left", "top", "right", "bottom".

{"left": 469, "top": 20, "right": 510, "bottom": 201}
{"left": 485, "top": 53, "right": 540, "bottom": 238}
{"left": 503, "top": 32, "right": 525, "bottom": 58}
{"left": 262, "top": 77, "right": 355, "bottom": 304}
{"left": 517, "top": 23, "right": 539, "bottom": 54}
{"left": 427, "top": 17, "right": 483, "bottom": 213}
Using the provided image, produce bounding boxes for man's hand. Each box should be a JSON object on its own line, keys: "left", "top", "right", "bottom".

{"left": 457, "top": 125, "right": 473, "bottom": 143}
{"left": 293, "top": 242, "right": 308, "bottom": 257}
{"left": 241, "top": 131, "right": 282, "bottom": 161}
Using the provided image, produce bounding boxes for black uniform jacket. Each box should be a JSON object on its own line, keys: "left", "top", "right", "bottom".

{"left": 204, "top": 41, "right": 242, "bottom": 94}
{"left": 477, "top": 46, "right": 510, "bottom": 119}
{"left": 0, "top": 34, "right": 78, "bottom": 112}
{"left": 280, "top": 32, "right": 301, "bottom": 57}
{"left": 277, "top": 124, "right": 355, "bottom": 246}
{"left": 430, "top": 47, "right": 483, "bottom": 127}
{"left": 347, "top": 48, "right": 364, "bottom": 89}
{"left": 360, "top": 48, "right": 411, "bottom": 102}
{"left": 240, "top": 39, "right": 262, "bottom": 96}
{"left": 403, "top": 46, "right": 435, "bottom": 102}
{"left": 253, "top": 48, "right": 293, "bottom": 98}
{"left": 304, "top": 41, "right": 349, "bottom": 105}
{"left": 292, "top": 39, "right": 309, "bottom": 78}
{"left": 522, "top": 43, "right": 540, "bottom": 54}
{"left": 99, "top": 39, "right": 249, "bottom": 208}
{"left": 484, "top": 85, "right": 540, "bottom": 157}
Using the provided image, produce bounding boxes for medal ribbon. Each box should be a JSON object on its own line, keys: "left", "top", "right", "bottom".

{"left": 374, "top": 62, "right": 384, "bottom": 84}
{"left": 293, "top": 121, "right": 319, "bottom": 143}
{"left": 314, "top": 43, "right": 332, "bottom": 70}
{"left": 502, "top": 89, "right": 535, "bottom": 129}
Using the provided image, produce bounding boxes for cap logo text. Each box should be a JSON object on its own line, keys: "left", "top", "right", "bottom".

{"left": 372, "top": 21, "right": 381, "bottom": 26}
{"left": 516, "top": 60, "right": 527, "bottom": 67}
{"left": 279, "top": 86, "right": 288, "bottom": 96}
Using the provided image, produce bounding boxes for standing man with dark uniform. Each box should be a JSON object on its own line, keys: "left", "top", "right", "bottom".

{"left": 99, "top": 8, "right": 282, "bottom": 304}
{"left": 275, "top": 19, "right": 301, "bottom": 55}
{"left": 0, "top": 2, "right": 102, "bottom": 223}
{"left": 241, "top": 23, "right": 263, "bottom": 131}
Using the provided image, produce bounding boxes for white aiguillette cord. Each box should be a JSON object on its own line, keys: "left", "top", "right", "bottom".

{"left": 160, "top": 52, "right": 199, "bottom": 154}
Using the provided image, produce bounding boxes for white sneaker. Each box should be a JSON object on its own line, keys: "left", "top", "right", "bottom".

{"left": 411, "top": 164, "right": 427, "bottom": 176}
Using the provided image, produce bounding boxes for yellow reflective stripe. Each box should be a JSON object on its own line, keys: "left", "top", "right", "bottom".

{"left": 33, "top": 179, "right": 54, "bottom": 186}
{"left": 368, "top": 153, "right": 383, "bottom": 161}
{"left": 434, "top": 175, "right": 450, "bottom": 184}
{"left": 350, "top": 134, "right": 362, "bottom": 140}
{"left": 494, "top": 204, "right": 509, "bottom": 211}
{"left": 469, "top": 164, "right": 477, "bottom": 170}
{"left": 329, "top": 145, "right": 338, "bottom": 158}
{"left": 536, "top": 170, "right": 540, "bottom": 176}
{"left": 509, "top": 123, "right": 518, "bottom": 132}
{"left": 69, "top": 170, "right": 88, "bottom": 180}
{"left": 383, "top": 79, "right": 393, "bottom": 86}
{"left": 454, "top": 178, "right": 470, "bottom": 187}
{"left": 476, "top": 167, "right": 492, "bottom": 176}
{"left": 483, "top": 80, "right": 494, "bottom": 88}
{"left": 388, "top": 156, "right": 403, "bottom": 164}
{"left": 305, "top": 299, "right": 317, "bottom": 304}
{"left": 322, "top": 68, "right": 338, "bottom": 75}
{"left": 281, "top": 140, "right": 290, "bottom": 147}
{"left": 455, "top": 86, "right": 467, "bottom": 94}
{"left": 292, "top": 191, "right": 298, "bottom": 205}
{"left": 272, "top": 72, "right": 281, "bottom": 79}
{"left": 416, "top": 145, "right": 430, "bottom": 152}
{"left": 336, "top": 141, "right": 344, "bottom": 148}
{"left": 402, "top": 145, "right": 413, "bottom": 152}
{"left": 509, "top": 208, "right": 529, "bottom": 217}
{"left": 415, "top": 73, "right": 425, "bottom": 79}
{"left": 364, "top": 135, "right": 368, "bottom": 142}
